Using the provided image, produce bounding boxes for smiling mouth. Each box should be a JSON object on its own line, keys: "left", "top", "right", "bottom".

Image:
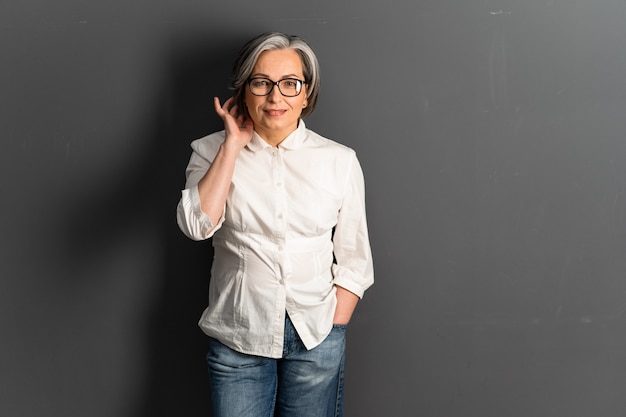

{"left": 265, "top": 109, "right": 286, "bottom": 116}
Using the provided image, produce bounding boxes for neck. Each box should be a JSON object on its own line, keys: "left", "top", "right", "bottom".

{"left": 256, "top": 123, "right": 299, "bottom": 147}
{"left": 260, "top": 132, "right": 288, "bottom": 147}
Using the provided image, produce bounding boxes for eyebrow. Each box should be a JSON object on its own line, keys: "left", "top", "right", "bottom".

{"left": 250, "top": 73, "right": 304, "bottom": 79}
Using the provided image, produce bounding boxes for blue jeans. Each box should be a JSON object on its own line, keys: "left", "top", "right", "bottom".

{"left": 206, "top": 316, "right": 346, "bottom": 417}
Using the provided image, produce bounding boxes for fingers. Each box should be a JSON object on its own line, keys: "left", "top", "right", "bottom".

{"left": 213, "top": 96, "right": 223, "bottom": 115}
{"left": 214, "top": 97, "right": 239, "bottom": 118}
{"left": 214, "top": 97, "right": 253, "bottom": 138}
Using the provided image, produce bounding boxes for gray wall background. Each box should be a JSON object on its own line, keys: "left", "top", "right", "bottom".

{"left": 2, "top": 1, "right": 626, "bottom": 416}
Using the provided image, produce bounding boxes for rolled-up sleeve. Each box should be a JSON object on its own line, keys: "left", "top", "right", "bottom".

{"left": 176, "top": 135, "right": 226, "bottom": 241}
{"left": 176, "top": 185, "right": 224, "bottom": 240}
{"left": 331, "top": 152, "right": 374, "bottom": 298}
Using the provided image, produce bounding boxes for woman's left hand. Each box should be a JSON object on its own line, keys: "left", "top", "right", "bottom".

{"left": 333, "top": 286, "right": 359, "bottom": 325}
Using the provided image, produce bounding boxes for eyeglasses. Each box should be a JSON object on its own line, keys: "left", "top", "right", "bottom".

{"left": 247, "top": 77, "right": 306, "bottom": 97}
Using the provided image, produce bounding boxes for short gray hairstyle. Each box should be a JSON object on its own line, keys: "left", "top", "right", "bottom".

{"left": 231, "top": 32, "right": 321, "bottom": 119}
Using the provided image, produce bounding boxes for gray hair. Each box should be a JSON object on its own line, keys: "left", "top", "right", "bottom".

{"left": 231, "top": 32, "right": 321, "bottom": 119}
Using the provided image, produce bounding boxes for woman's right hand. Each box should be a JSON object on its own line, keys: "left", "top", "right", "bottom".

{"left": 214, "top": 96, "right": 254, "bottom": 151}
{"left": 194, "top": 97, "right": 254, "bottom": 232}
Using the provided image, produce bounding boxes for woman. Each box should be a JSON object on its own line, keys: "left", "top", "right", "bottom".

{"left": 176, "top": 32, "right": 374, "bottom": 417}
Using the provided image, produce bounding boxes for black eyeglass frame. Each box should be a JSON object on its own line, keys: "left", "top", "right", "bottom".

{"left": 247, "top": 77, "right": 307, "bottom": 97}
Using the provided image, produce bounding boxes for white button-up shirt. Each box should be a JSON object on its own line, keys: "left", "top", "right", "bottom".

{"left": 176, "top": 121, "right": 374, "bottom": 358}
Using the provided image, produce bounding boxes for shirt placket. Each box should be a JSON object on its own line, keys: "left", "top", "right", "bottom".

{"left": 270, "top": 147, "right": 290, "bottom": 356}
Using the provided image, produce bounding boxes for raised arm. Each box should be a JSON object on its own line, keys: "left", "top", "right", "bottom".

{"left": 196, "top": 97, "right": 254, "bottom": 228}
{"left": 177, "top": 97, "right": 254, "bottom": 240}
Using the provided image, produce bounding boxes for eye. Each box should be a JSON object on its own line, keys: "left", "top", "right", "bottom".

{"left": 282, "top": 80, "right": 298, "bottom": 88}
{"left": 251, "top": 79, "right": 270, "bottom": 88}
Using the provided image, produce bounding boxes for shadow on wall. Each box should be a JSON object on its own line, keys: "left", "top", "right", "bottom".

{"left": 133, "top": 36, "right": 249, "bottom": 417}
{"left": 61, "top": 33, "right": 254, "bottom": 417}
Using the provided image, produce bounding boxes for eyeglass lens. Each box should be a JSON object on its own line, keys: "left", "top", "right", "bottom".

{"left": 249, "top": 78, "right": 302, "bottom": 97}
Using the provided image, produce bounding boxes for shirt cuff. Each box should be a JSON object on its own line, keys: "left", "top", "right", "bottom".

{"left": 331, "top": 267, "right": 368, "bottom": 299}
{"left": 176, "top": 185, "right": 224, "bottom": 240}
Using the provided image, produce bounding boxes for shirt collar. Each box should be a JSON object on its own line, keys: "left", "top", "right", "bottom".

{"left": 246, "top": 120, "right": 307, "bottom": 152}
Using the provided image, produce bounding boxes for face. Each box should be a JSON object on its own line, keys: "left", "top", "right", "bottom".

{"left": 245, "top": 49, "right": 308, "bottom": 145}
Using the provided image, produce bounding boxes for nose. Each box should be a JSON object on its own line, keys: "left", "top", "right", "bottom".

{"left": 267, "top": 84, "right": 283, "bottom": 102}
